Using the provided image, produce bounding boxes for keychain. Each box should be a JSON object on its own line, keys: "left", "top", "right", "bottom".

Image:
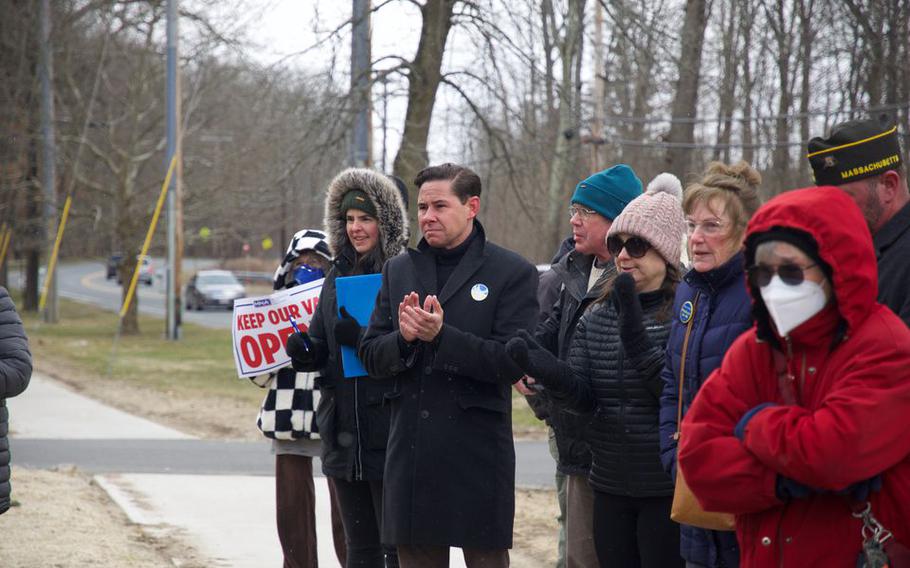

{"left": 855, "top": 502, "right": 893, "bottom": 568}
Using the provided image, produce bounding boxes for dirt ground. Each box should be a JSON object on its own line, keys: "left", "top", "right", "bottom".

{"left": 19, "top": 365, "right": 561, "bottom": 567}
{"left": 0, "top": 466, "right": 559, "bottom": 568}
{"left": 0, "top": 468, "right": 174, "bottom": 568}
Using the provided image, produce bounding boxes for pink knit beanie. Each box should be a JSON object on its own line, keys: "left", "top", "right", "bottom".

{"left": 607, "top": 173, "right": 685, "bottom": 266}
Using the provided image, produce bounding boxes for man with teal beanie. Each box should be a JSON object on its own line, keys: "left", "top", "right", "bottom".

{"left": 524, "top": 164, "right": 642, "bottom": 567}
{"left": 571, "top": 163, "right": 644, "bottom": 221}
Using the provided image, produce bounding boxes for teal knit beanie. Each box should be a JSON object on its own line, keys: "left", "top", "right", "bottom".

{"left": 571, "top": 164, "right": 643, "bottom": 221}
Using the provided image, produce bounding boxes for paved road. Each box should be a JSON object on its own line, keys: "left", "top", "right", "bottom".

{"left": 13, "top": 438, "right": 553, "bottom": 486}
{"left": 16, "top": 259, "right": 234, "bottom": 329}
{"left": 12, "top": 368, "right": 555, "bottom": 487}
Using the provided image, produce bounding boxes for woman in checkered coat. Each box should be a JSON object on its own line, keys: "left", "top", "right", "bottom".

{"left": 286, "top": 169, "right": 409, "bottom": 568}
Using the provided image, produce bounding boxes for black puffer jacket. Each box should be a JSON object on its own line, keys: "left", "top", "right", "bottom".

{"left": 304, "top": 169, "right": 408, "bottom": 481}
{"left": 0, "top": 287, "right": 32, "bottom": 515}
{"left": 554, "top": 290, "right": 673, "bottom": 497}
{"left": 534, "top": 249, "right": 615, "bottom": 475}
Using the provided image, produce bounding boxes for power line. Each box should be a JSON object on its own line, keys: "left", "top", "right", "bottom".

{"left": 591, "top": 102, "right": 909, "bottom": 126}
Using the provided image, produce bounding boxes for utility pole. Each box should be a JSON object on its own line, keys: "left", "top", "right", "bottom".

{"left": 165, "top": 0, "right": 183, "bottom": 340}
{"left": 39, "top": 0, "right": 58, "bottom": 323}
{"left": 350, "top": 0, "right": 372, "bottom": 167}
{"left": 380, "top": 75, "right": 389, "bottom": 172}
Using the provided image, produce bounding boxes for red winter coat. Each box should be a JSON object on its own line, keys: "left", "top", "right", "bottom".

{"left": 678, "top": 186, "right": 910, "bottom": 567}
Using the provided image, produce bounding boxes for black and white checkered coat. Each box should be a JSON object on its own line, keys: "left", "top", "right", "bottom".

{"left": 256, "top": 368, "right": 320, "bottom": 440}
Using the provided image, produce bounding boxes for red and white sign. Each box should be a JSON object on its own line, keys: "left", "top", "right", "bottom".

{"left": 231, "top": 279, "right": 323, "bottom": 378}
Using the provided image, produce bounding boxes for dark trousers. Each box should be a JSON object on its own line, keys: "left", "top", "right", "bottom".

{"left": 332, "top": 477, "right": 398, "bottom": 567}
{"left": 275, "top": 454, "right": 347, "bottom": 568}
{"left": 592, "top": 491, "right": 683, "bottom": 568}
{"left": 397, "top": 545, "right": 509, "bottom": 568}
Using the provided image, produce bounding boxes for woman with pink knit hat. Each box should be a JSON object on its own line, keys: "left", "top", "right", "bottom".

{"left": 507, "top": 174, "right": 687, "bottom": 568}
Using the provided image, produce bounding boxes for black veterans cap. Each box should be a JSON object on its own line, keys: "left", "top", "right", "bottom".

{"left": 807, "top": 117, "right": 903, "bottom": 186}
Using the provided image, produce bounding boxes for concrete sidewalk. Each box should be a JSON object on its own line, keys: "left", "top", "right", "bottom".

{"left": 9, "top": 374, "right": 473, "bottom": 567}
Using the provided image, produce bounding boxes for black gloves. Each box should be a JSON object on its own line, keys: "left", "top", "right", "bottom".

{"left": 612, "top": 272, "right": 652, "bottom": 357}
{"left": 286, "top": 332, "right": 318, "bottom": 371}
{"left": 505, "top": 330, "right": 571, "bottom": 389}
{"left": 334, "top": 306, "right": 362, "bottom": 347}
{"left": 775, "top": 474, "right": 883, "bottom": 502}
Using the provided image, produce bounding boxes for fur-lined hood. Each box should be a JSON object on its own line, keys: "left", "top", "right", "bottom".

{"left": 324, "top": 168, "right": 409, "bottom": 262}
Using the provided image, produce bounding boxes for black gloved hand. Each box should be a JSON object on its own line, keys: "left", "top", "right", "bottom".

{"left": 775, "top": 475, "right": 814, "bottom": 500}
{"left": 612, "top": 272, "right": 651, "bottom": 356}
{"left": 505, "top": 330, "right": 571, "bottom": 388}
{"left": 286, "top": 332, "right": 317, "bottom": 371}
{"left": 837, "top": 474, "right": 883, "bottom": 502}
{"left": 775, "top": 474, "right": 883, "bottom": 502}
{"left": 334, "top": 306, "right": 362, "bottom": 347}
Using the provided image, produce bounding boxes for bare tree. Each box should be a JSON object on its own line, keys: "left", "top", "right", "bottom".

{"left": 392, "top": 0, "right": 457, "bottom": 232}
{"left": 664, "top": 0, "right": 709, "bottom": 180}
{"left": 543, "top": 0, "right": 585, "bottom": 251}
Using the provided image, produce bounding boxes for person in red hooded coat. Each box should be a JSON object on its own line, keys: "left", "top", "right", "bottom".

{"left": 678, "top": 185, "right": 910, "bottom": 567}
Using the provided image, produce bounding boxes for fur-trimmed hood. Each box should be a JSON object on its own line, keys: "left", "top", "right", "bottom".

{"left": 324, "top": 168, "right": 409, "bottom": 262}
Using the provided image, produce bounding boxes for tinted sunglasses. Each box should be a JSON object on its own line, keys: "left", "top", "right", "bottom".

{"left": 606, "top": 235, "right": 652, "bottom": 258}
{"left": 747, "top": 263, "right": 817, "bottom": 288}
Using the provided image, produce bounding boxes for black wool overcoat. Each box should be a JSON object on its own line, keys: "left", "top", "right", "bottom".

{"left": 360, "top": 221, "right": 538, "bottom": 549}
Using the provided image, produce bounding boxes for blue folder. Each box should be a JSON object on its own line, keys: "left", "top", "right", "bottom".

{"left": 335, "top": 273, "right": 383, "bottom": 378}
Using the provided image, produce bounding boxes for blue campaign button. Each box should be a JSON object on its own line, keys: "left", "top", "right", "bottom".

{"left": 679, "top": 300, "right": 694, "bottom": 324}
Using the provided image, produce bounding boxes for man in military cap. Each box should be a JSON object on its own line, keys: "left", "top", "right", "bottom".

{"left": 808, "top": 116, "right": 910, "bottom": 327}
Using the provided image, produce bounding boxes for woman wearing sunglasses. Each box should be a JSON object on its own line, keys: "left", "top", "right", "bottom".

{"left": 507, "top": 174, "right": 687, "bottom": 568}
{"left": 678, "top": 186, "right": 910, "bottom": 567}
{"left": 658, "top": 162, "right": 762, "bottom": 568}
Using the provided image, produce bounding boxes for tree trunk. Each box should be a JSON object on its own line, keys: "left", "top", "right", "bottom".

{"left": 391, "top": 0, "right": 456, "bottom": 236}
{"left": 740, "top": 0, "right": 756, "bottom": 165}
{"left": 767, "top": 0, "right": 796, "bottom": 195}
{"left": 713, "top": 0, "right": 738, "bottom": 163}
{"left": 24, "top": 134, "right": 41, "bottom": 312}
{"left": 796, "top": 0, "right": 815, "bottom": 187}
{"left": 544, "top": 0, "right": 585, "bottom": 252}
{"left": 664, "top": 0, "right": 709, "bottom": 180}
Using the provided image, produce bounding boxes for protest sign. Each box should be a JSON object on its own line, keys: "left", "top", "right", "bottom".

{"left": 232, "top": 279, "right": 323, "bottom": 378}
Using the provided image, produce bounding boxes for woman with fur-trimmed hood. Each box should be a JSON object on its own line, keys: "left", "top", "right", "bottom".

{"left": 286, "top": 168, "right": 408, "bottom": 568}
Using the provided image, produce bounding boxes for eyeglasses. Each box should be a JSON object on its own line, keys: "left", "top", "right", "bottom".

{"left": 747, "top": 263, "right": 818, "bottom": 288}
{"left": 568, "top": 205, "right": 598, "bottom": 221}
{"left": 606, "top": 235, "right": 652, "bottom": 258}
{"left": 685, "top": 219, "right": 728, "bottom": 236}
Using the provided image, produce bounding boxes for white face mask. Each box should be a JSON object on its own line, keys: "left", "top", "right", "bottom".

{"left": 759, "top": 275, "right": 828, "bottom": 337}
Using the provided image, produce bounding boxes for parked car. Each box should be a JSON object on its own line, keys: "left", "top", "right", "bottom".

{"left": 106, "top": 253, "right": 123, "bottom": 279}
{"left": 113, "top": 255, "right": 154, "bottom": 286}
{"left": 185, "top": 270, "right": 246, "bottom": 311}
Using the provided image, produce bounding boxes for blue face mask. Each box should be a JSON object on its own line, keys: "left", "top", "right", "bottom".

{"left": 292, "top": 264, "right": 325, "bottom": 286}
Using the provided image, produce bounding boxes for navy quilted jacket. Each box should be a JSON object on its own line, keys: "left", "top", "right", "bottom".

{"left": 658, "top": 253, "right": 750, "bottom": 567}
{"left": 0, "top": 287, "right": 32, "bottom": 516}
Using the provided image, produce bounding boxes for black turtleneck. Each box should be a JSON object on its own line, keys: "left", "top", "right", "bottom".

{"left": 430, "top": 225, "right": 478, "bottom": 291}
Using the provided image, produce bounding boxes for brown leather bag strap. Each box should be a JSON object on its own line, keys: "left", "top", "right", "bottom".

{"left": 674, "top": 294, "right": 699, "bottom": 441}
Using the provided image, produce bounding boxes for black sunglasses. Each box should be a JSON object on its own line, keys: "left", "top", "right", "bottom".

{"left": 606, "top": 235, "right": 652, "bottom": 258}
{"left": 747, "top": 263, "right": 817, "bottom": 288}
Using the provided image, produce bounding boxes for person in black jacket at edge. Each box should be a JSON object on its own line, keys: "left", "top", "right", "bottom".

{"left": 806, "top": 115, "right": 910, "bottom": 328}
{"left": 507, "top": 174, "right": 687, "bottom": 568}
{"left": 359, "top": 163, "right": 538, "bottom": 568}
{"left": 286, "top": 168, "right": 408, "bottom": 568}
{"left": 0, "top": 286, "right": 32, "bottom": 516}
{"left": 520, "top": 164, "right": 643, "bottom": 568}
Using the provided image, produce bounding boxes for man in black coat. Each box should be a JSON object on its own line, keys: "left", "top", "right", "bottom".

{"left": 0, "top": 287, "right": 32, "bottom": 515}
{"left": 808, "top": 116, "right": 910, "bottom": 327}
{"left": 360, "top": 163, "right": 538, "bottom": 568}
